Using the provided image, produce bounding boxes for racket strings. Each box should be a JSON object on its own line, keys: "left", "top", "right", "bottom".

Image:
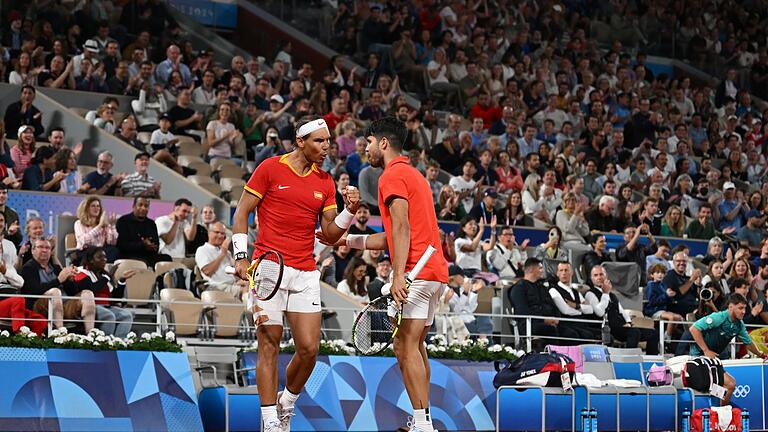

{"left": 251, "top": 256, "right": 282, "bottom": 300}
{"left": 353, "top": 297, "right": 397, "bottom": 355}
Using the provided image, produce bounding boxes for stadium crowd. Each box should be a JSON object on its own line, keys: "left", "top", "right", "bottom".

{"left": 0, "top": 0, "right": 766, "bottom": 355}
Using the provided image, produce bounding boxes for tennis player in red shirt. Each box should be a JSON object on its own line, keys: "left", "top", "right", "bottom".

{"left": 232, "top": 116, "right": 360, "bottom": 432}
{"left": 346, "top": 117, "right": 448, "bottom": 431}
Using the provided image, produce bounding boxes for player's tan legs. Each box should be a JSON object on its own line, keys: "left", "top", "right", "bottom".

{"left": 256, "top": 324, "right": 284, "bottom": 405}
{"left": 284, "top": 311, "right": 322, "bottom": 394}
{"left": 419, "top": 325, "right": 431, "bottom": 386}
{"left": 393, "top": 318, "right": 430, "bottom": 409}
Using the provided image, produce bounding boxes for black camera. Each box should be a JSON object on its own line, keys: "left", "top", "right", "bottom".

{"left": 699, "top": 287, "right": 714, "bottom": 302}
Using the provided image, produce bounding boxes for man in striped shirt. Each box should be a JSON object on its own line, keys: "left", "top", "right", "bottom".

{"left": 121, "top": 152, "right": 161, "bottom": 198}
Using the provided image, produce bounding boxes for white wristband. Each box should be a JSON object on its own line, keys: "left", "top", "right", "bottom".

{"left": 334, "top": 208, "right": 355, "bottom": 229}
{"left": 346, "top": 234, "right": 368, "bottom": 250}
{"left": 232, "top": 233, "right": 249, "bottom": 257}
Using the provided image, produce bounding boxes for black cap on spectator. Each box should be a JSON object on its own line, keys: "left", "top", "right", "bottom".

{"left": 448, "top": 265, "right": 463, "bottom": 277}
{"left": 135, "top": 152, "right": 151, "bottom": 161}
{"left": 377, "top": 254, "right": 391, "bottom": 264}
{"left": 159, "top": 113, "right": 170, "bottom": 121}
{"left": 199, "top": 49, "right": 212, "bottom": 57}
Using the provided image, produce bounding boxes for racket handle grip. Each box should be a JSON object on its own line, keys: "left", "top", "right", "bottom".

{"left": 225, "top": 266, "right": 235, "bottom": 275}
{"left": 380, "top": 283, "right": 392, "bottom": 296}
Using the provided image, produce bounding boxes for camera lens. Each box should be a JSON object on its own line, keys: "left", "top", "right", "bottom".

{"left": 700, "top": 287, "right": 713, "bottom": 302}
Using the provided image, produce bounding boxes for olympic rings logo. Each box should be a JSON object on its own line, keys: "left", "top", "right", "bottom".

{"left": 733, "top": 385, "right": 751, "bottom": 398}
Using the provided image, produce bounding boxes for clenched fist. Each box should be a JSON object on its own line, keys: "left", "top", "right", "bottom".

{"left": 342, "top": 185, "right": 360, "bottom": 213}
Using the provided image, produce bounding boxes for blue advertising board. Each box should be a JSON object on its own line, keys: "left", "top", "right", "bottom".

{"left": 239, "top": 353, "right": 497, "bottom": 431}
{"left": 0, "top": 348, "right": 202, "bottom": 432}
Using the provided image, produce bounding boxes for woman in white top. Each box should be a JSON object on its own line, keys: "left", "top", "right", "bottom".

{"left": 336, "top": 257, "right": 369, "bottom": 304}
{"left": 9, "top": 52, "right": 38, "bottom": 86}
{"left": 131, "top": 84, "right": 168, "bottom": 132}
{"left": 555, "top": 192, "right": 591, "bottom": 252}
{"left": 205, "top": 102, "right": 243, "bottom": 164}
{"left": 426, "top": 48, "right": 461, "bottom": 108}
{"left": 453, "top": 216, "right": 497, "bottom": 276}
{"left": 701, "top": 259, "right": 730, "bottom": 296}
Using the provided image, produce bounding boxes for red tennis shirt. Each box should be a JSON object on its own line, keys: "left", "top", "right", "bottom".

{"left": 378, "top": 156, "right": 448, "bottom": 283}
{"left": 244, "top": 154, "right": 337, "bottom": 271}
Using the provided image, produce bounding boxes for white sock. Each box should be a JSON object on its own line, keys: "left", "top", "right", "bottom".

{"left": 261, "top": 405, "right": 278, "bottom": 423}
{"left": 279, "top": 388, "right": 300, "bottom": 407}
{"left": 414, "top": 408, "right": 433, "bottom": 427}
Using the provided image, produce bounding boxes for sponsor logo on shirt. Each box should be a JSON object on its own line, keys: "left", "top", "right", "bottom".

{"left": 314, "top": 191, "right": 323, "bottom": 200}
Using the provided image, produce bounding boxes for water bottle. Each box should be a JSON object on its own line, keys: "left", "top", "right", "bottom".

{"left": 589, "top": 407, "right": 598, "bottom": 432}
{"left": 742, "top": 408, "right": 750, "bottom": 432}
{"left": 681, "top": 408, "right": 690, "bottom": 432}
{"left": 601, "top": 317, "right": 611, "bottom": 345}
{"left": 580, "top": 408, "right": 590, "bottom": 431}
{"left": 702, "top": 409, "right": 710, "bottom": 432}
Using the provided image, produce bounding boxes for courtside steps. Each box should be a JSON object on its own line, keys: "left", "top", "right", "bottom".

{"left": 0, "top": 83, "right": 230, "bottom": 221}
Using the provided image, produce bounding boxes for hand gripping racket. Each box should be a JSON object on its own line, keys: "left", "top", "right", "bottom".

{"left": 225, "top": 250, "right": 284, "bottom": 301}
{"left": 351, "top": 245, "right": 436, "bottom": 355}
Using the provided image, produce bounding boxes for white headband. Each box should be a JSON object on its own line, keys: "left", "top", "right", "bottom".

{"left": 297, "top": 119, "right": 329, "bottom": 138}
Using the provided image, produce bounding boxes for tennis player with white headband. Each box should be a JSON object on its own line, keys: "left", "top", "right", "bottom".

{"left": 232, "top": 115, "right": 360, "bottom": 432}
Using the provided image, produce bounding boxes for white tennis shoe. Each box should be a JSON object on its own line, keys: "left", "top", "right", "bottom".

{"left": 276, "top": 391, "right": 295, "bottom": 432}
{"left": 262, "top": 418, "right": 281, "bottom": 432}
{"left": 406, "top": 416, "right": 437, "bottom": 432}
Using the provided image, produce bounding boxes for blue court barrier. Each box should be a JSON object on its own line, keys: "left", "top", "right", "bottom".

{"left": 0, "top": 348, "right": 202, "bottom": 432}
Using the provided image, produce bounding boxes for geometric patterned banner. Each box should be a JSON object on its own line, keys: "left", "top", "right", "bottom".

{"left": 0, "top": 348, "right": 202, "bottom": 432}
{"left": 241, "top": 353, "right": 497, "bottom": 431}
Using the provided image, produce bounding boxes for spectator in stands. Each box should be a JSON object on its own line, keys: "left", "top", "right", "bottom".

{"left": 38, "top": 55, "right": 75, "bottom": 89}
{"left": 92, "top": 104, "right": 117, "bottom": 134}
{"left": 76, "top": 58, "right": 108, "bottom": 93}
{"left": 535, "top": 226, "right": 569, "bottom": 262}
{"left": 586, "top": 265, "right": 659, "bottom": 354}
{"left": 449, "top": 271, "right": 493, "bottom": 340}
{"left": 74, "top": 247, "right": 133, "bottom": 338}
{"left": 449, "top": 160, "right": 478, "bottom": 215}
{"left": 321, "top": 244, "right": 353, "bottom": 287}
{"left": 48, "top": 127, "right": 83, "bottom": 156}
{"left": 347, "top": 203, "right": 376, "bottom": 236}
{"left": 0, "top": 212, "right": 23, "bottom": 289}
{"left": 585, "top": 196, "right": 619, "bottom": 233}
{"left": 469, "top": 189, "right": 502, "bottom": 223}
{"left": 555, "top": 192, "right": 591, "bottom": 251}
{"left": 121, "top": 152, "right": 160, "bottom": 198}
{"left": 0, "top": 186, "right": 21, "bottom": 249}
{"left": 17, "top": 216, "right": 51, "bottom": 269}
{"left": 73, "top": 39, "right": 100, "bottom": 78}
{"left": 131, "top": 83, "right": 168, "bottom": 132}
{"left": 366, "top": 254, "right": 391, "bottom": 300}
{"left": 21, "top": 238, "right": 95, "bottom": 332}
{"left": 83, "top": 151, "right": 124, "bottom": 196}
{"left": 633, "top": 197, "right": 662, "bottom": 235}
{"left": 167, "top": 88, "right": 204, "bottom": 139}
{"left": 487, "top": 225, "right": 528, "bottom": 279}
{"left": 4, "top": 87, "right": 43, "bottom": 139}
{"left": 192, "top": 69, "right": 216, "bottom": 106}
{"left": 116, "top": 197, "right": 171, "bottom": 267}
{"left": 454, "top": 216, "right": 496, "bottom": 276}
{"left": 660, "top": 205, "right": 686, "bottom": 237}
{"left": 701, "top": 237, "right": 733, "bottom": 268}
{"left": 500, "top": 191, "right": 531, "bottom": 227}
{"left": 719, "top": 182, "right": 748, "bottom": 232}
{"left": 358, "top": 165, "right": 382, "bottom": 214}
{"left": 108, "top": 61, "right": 136, "bottom": 96}
{"left": 686, "top": 203, "right": 733, "bottom": 239}
{"left": 506, "top": 258, "right": 558, "bottom": 348}
{"left": 337, "top": 257, "right": 369, "bottom": 303}
{"left": 156, "top": 198, "right": 196, "bottom": 259}
{"left": 645, "top": 263, "right": 684, "bottom": 336}
{"left": 149, "top": 113, "right": 178, "bottom": 154}
{"left": 9, "top": 51, "right": 37, "bottom": 86}
{"left": 737, "top": 209, "right": 765, "bottom": 253}
{"left": 425, "top": 161, "right": 444, "bottom": 203}
{"left": 74, "top": 196, "right": 119, "bottom": 263}
{"left": 665, "top": 251, "right": 702, "bottom": 317}
{"left": 21, "top": 146, "right": 66, "bottom": 192}
{"left": 10, "top": 125, "right": 36, "bottom": 179}
{"left": 702, "top": 259, "right": 730, "bottom": 297}
{"left": 645, "top": 239, "right": 672, "bottom": 272}
{"left": 195, "top": 222, "right": 245, "bottom": 298}
{"left": 205, "top": 102, "right": 243, "bottom": 164}
{"left": 583, "top": 234, "right": 612, "bottom": 278}
{"left": 154, "top": 44, "right": 192, "bottom": 87}
{"left": 54, "top": 148, "right": 87, "bottom": 193}
{"left": 616, "top": 224, "right": 657, "bottom": 284}
{"left": 548, "top": 261, "right": 600, "bottom": 342}
{"left": 730, "top": 257, "right": 753, "bottom": 284}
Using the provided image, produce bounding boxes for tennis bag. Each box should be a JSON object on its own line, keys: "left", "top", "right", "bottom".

{"left": 646, "top": 363, "right": 673, "bottom": 386}
{"left": 683, "top": 356, "right": 725, "bottom": 392}
{"left": 690, "top": 406, "right": 742, "bottom": 432}
{"left": 493, "top": 351, "right": 575, "bottom": 388}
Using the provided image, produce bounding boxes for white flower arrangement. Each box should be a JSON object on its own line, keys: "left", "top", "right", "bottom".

{"left": 0, "top": 327, "right": 181, "bottom": 352}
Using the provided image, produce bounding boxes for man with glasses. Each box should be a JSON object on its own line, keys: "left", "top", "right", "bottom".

{"left": 195, "top": 221, "right": 246, "bottom": 297}
{"left": 192, "top": 70, "right": 217, "bottom": 106}
{"left": 664, "top": 251, "right": 702, "bottom": 317}
{"left": 83, "top": 151, "right": 125, "bottom": 196}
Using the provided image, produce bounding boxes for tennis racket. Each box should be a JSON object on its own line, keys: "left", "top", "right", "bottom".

{"left": 351, "top": 245, "right": 437, "bottom": 355}
{"left": 225, "top": 250, "right": 284, "bottom": 301}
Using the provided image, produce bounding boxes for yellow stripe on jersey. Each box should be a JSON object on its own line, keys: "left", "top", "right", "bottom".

{"left": 244, "top": 185, "right": 263, "bottom": 198}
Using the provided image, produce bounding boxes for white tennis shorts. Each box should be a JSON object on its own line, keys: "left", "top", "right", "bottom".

{"left": 389, "top": 279, "right": 445, "bottom": 326}
{"left": 253, "top": 266, "right": 321, "bottom": 327}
